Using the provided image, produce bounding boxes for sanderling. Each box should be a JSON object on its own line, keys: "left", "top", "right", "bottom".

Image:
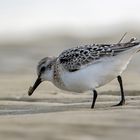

{"left": 28, "top": 36, "right": 140, "bottom": 109}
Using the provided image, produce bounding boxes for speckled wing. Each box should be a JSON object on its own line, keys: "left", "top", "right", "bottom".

{"left": 58, "top": 42, "right": 140, "bottom": 72}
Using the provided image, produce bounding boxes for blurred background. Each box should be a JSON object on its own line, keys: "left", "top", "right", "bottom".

{"left": 1, "top": 0, "right": 140, "bottom": 89}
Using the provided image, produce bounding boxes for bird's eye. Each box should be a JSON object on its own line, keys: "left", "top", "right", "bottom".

{"left": 40, "top": 66, "right": 45, "bottom": 72}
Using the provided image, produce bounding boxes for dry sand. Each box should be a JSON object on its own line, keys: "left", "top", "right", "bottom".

{"left": 0, "top": 73, "right": 140, "bottom": 140}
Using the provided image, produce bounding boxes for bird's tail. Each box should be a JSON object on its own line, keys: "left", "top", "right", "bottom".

{"left": 112, "top": 37, "right": 140, "bottom": 54}
{"left": 124, "top": 37, "right": 140, "bottom": 51}
{"left": 126, "top": 37, "right": 140, "bottom": 52}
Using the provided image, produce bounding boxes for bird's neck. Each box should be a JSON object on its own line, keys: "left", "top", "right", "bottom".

{"left": 51, "top": 61, "right": 65, "bottom": 89}
{"left": 46, "top": 58, "right": 57, "bottom": 82}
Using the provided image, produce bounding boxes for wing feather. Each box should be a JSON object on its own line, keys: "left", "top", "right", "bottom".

{"left": 58, "top": 42, "right": 140, "bottom": 72}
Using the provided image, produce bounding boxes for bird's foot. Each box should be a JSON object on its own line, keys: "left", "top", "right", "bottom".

{"left": 91, "top": 104, "right": 95, "bottom": 109}
{"left": 112, "top": 99, "right": 125, "bottom": 107}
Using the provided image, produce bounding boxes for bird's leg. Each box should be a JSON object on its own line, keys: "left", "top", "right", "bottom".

{"left": 91, "top": 90, "right": 98, "bottom": 109}
{"left": 113, "top": 75, "right": 125, "bottom": 106}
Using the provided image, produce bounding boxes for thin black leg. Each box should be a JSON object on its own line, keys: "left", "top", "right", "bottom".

{"left": 113, "top": 75, "right": 125, "bottom": 106}
{"left": 91, "top": 90, "right": 98, "bottom": 109}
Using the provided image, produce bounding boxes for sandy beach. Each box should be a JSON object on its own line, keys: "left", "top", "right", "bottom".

{"left": 0, "top": 32, "right": 140, "bottom": 140}
{"left": 0, "top": 71, "right": 139, "bottom": 140}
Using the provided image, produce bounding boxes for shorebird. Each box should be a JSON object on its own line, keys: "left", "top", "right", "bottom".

{"left": 28, "top": 36, "right": 140, "bottom": 109}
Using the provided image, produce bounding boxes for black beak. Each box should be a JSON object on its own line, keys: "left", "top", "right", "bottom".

{"left": 28, "top": 76, "right": 42, "bottom": 96}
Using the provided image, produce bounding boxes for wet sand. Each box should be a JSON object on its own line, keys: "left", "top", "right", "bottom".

{"left": 0, "top": 73, "right": 140, "bottom": 140}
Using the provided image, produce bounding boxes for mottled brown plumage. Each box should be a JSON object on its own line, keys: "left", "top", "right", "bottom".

{"left": 58, "top": 39, "right": 139, "bottom": 72}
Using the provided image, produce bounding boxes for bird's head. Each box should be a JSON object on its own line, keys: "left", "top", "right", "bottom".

{"left": 28, "top": 57, "right": 56, "bottom": 96}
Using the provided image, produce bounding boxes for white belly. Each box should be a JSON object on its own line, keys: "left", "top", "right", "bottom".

{"left": 60, "top": 50, "right": 136, "bottom": 92}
